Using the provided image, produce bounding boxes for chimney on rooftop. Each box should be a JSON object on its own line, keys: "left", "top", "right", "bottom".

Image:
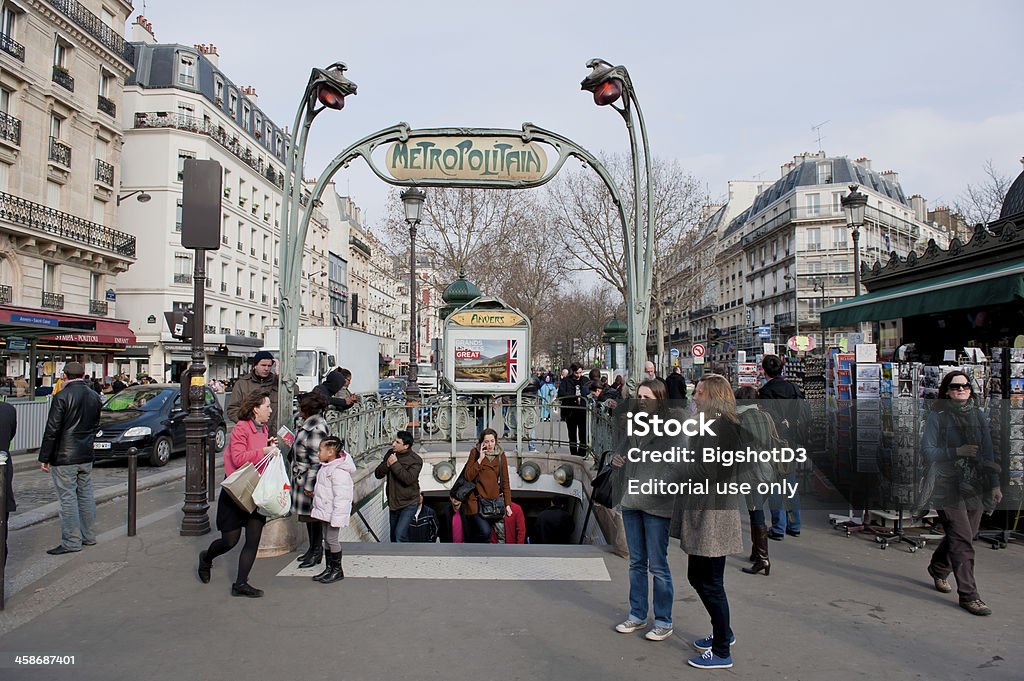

{"left": 911, "top": 194, "right": 928, "bottom": 223}
{"left": 132, "top": 15, "right": 155, "bottom": 44}
{"left": 853, "top": 156, "right": 872, "bottom": 171}
{"left": 195, "top": 43, "right": 219, "bottom": 67}
{"left": 241, "top": 85, "right": 258, "bottom": 105}
{"left": 880, "top": 170, "right": 899, "bottom": 187}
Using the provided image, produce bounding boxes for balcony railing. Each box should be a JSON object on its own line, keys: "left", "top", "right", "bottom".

{"left": 248, "top": 331, "right": 258, "bottom": 338}
{"left": 235, "top": 328, "right": 245, "bottom": 336}
{"left": 89, "top": 299, "right": 108, "bottom": 315}
{"left": 235, "top": 286, "right": 241, "bottom": 296}
{"left": 222, "top": 234, "right": 229, "bottom": 245}
{"left": 52, "top": 65, "right": 74, "bottom": 91}
{"left": 0, "top": 191, "right": 135, "bottom": 257}
{"left": 41, "top": 291, "right": 64, "bottom": 310}
{"left": 95, "top": 159, "right": 114, "bottom": 186}
{"left": 174, "top": 221, "right": 182, "bottom": 232}
{"left": 204, "top": 277, "right": 213, "bottom": 289}
{"left": 48, "top": 137, "right": 71, "bottom": 167}
{"left": 0, "top": 33, "right": 25, "bottom": 61}
{"left": 237, "top": 241, "right": 243, "bottom": 250}
{"left": 45, "top": 0, "right": 134, "bottom": 63}
{"left": 248, "top": 291, "right": 254, "bottom": 300}
{"left": 204, "top": 324, "right": 216, "bottom": 334}
{"left": 220, "top": 327, "right": 231, "bottom": 335}
{"left": 173, "top": 273, "right": 192, "bottom": 284}
{"left": 220, "top": 282, "right": 227, "bottom": 292}
{"left": 261, "top": 294, "right": 267, "bottom": 303}
{"left": 133, "top": 112, "right": 286, "bottom": 188}
{"left": 0, "top": 111, "right": 21, "bottom": 145}
{"left": 97, "top": 94, "right": 115, "bottom": 117}
{"left": 0, "top": 284, "right": 11, "bottom": 304}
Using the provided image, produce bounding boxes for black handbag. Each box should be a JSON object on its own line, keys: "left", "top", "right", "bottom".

{"left": 451, "top": 474, "right": 476, "bottom": 503}
{"left": 591, "top": 464, "right": 617, "bottom": 508}
{"left": 477, "top": 465, "right": 506, "bottom": 520}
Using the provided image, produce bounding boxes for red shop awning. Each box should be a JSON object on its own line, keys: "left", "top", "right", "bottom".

{"left": 0, "top": 305, "right": 136, "bottom": 347}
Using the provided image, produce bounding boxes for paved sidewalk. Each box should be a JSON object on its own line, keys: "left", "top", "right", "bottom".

{"left": 0, "top": 484, "right": 1021, "bottom": 681}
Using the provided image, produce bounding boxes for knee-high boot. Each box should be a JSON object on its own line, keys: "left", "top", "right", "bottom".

{"left": 299, "top": 523, "right": 323, "bottom": 568}
{"left": 742, "top": 524, "right": 771, "bottom": 575}
{"left": 296, "top": 523, "right": 317, "bottom": 563}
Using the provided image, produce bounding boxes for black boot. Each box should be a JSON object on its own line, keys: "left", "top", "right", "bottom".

{"left": 742, "top": 524, "right": 771, "bottom": 576}
{"left": 296, "top": 523, "right": 319, "bottom": 563}
{"left": 299, "top": 524, "right": 323, "bottom": 568}
{"left": 197, "top": 550, "right": 212, "bottom": 584}
{"left": 319, "top": 551, "right": 345, "bottom": 584}
{"left": 312, "top": 552, "right": 334, "bottom": 582}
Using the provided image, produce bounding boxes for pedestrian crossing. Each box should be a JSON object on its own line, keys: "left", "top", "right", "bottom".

{"left": 276, "top": 554, "right": 611, "bottom": 581}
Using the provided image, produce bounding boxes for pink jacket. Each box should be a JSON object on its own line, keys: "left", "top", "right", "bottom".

{"left": 311, "top": 452, "right": 357, "bottom": 528}
{"left": 225, "top": 420, "right": 271, "bottom": 477}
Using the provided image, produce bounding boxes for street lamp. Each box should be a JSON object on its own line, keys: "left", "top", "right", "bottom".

{"left": 401, "top": 187, "right": 425, "bottom": 400}
{"left": 116, "top": 190, "right": 151, "bottom": 205}
{"left": 841, "top": 184, "right": 868, "bottom": 296}
{"left": 581, "top": 58, "right": 654, "bottom": 391}
{"left": 277, "top": 63, "right": 356, "bottom": 424}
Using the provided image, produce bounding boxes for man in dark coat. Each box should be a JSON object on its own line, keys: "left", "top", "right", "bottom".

{"left": 757, "top": 355, "right": 806, "bottom": 540}
{"left": 557, "top": 364, "right": 587, "bottom": 456}
{"left": 38, "top": 361, "right": 102, "bottom": 554}
{"left": 1, "top": 400, "right": 16, "bottom": 568}
{"left": 533, "top": 498, "right": 574, "bottom": 544}
{"left": 665, "top": 366, "right": 687, "bottom": 402}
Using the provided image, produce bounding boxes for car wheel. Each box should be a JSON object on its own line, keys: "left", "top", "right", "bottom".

{"left": 149, "top": 436, "right": 172, "bottom": 467}
{"left": 214, "top": 425, "right": 227, "bottom": 452}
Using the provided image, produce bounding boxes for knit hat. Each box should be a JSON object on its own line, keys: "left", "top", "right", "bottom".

{"left": 253, "top": 350, "right": 274, "bottom": 364}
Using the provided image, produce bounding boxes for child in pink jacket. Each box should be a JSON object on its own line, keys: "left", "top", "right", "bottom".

{"left": 310, "top": 436, "right": 355, "bottom": 583}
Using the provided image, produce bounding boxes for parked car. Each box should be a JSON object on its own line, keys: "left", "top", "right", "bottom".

{"left": 378, "top": 378, "right": 407, "bottom": 397}
{"left": 93, "top": 384, "right": 227, "bottom": 467}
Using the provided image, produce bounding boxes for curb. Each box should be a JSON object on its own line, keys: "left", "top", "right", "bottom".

{"left": 9, "top": 462, "right": 223, "bottom": 532}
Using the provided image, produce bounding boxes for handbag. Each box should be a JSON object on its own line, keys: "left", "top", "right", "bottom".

{"left": 450, "top": 472, "right": 476, "bottom": 503}
{"left": 477, "top": 465, "right": 506, "bottom": 521}
{"left": 591, "top": 464, "right": 617, "bottom": 508}
{"left": 220, "top": 455, "right": 269, "bottom": 514}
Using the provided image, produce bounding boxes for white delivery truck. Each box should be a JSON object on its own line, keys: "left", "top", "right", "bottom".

{"left": 262, "top": 326, "right": 382, "bottom": 395}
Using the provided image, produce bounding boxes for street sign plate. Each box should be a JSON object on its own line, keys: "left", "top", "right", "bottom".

{"left": 758, "top": 325, "right": 771, "bottom": 339}
{"left": 692, "top": 343, "right": 706, "bottom": 358}
{"left": 670, "top": 348, "right": 679, "bottom": 357}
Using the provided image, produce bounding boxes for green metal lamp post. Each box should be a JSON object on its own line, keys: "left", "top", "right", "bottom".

{"left": 841, "top": 184, "right": 868, "bottom": 297}
{"left": 277, "top": 63, "right": 356, "bottom": 423}
{"left": 602, "top": 317, "right": 627, "bottom": 371}
{"left": 581, "top": 59, "right": 654, "bottom": 391}
{"left": 401, "top": 186, "right": 426, "bottom": 401}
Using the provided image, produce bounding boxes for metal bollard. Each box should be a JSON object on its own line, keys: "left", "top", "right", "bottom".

{"left": 1, "top": 451, "right": 7, "bottom": 611}
{"left": 127, "top": 447, "right": 138, "bottom": 537}
{"left": 207, "top": 431, "right": 216, "bottom": 503}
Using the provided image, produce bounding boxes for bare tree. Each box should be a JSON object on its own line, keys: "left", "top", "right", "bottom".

{"left": 534, "top": 285, "right": 622, "bottom": 370}
{"left": 492, "top": 210, "right": 565, "bottom": 322}
{"left": 955, "top": 159, "right": 1012, "bottom": 227}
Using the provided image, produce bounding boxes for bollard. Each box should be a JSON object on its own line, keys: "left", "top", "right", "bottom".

{"left": 127, "top": 447, "right": 138, "bottom": 537}
{"left": 0, "top": 451, "right": 7, "bottom": 611}
{"left": 206, "top": 430, "right": 216, "bottom": 503}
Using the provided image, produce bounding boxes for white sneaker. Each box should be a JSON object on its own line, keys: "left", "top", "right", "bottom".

{"left": 615, "top": 618, "right": 645, "bottom": 633}
{"left": 644, "top": 625, "right": 674, "bottom": 641}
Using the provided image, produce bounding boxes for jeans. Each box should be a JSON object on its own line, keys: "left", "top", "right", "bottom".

{"left": 564, "top": 412, "right": 587, "bottom": 456}
{"left": 687, "top": 555, "right": 732, "bottom": 658}
{"left": 389, "top": 503, "right": 418, "bottom": 543}
{"left": 769, "top": 473, "right": 800, "bottom": 534}
{"left": 467, "top": 512, "right": 496, "bottom": 543}
{"left": 621, "top": 509, "right": 674, "bottom": 628}
{"left": 50, "top": 463, "right": 96, "bottom": 550}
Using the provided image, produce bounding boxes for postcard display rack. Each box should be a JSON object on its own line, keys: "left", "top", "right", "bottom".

{"left": 984, "top": 347, "right": 1024, "bottom": 548}
{"left": 827, "top": 349, "right": 933, "bottom": 549}
{"left": 784, "top": 355, "right": 827, "bottom": 489}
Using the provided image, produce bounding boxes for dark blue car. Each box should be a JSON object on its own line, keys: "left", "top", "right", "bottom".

{"left": 92, "top": 384, "right": 227, "bottom": 467}
{"left": 378, "top": 378, "right": 407, "bottom": 397}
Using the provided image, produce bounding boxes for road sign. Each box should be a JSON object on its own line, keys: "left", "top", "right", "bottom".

{"left": 692, "top": 343, "right": 705, "bottom": 358}
{"left": 670, "top": 348, "right": 680, "bottom": 357}
{"left": 757, "top": 325, "right": 771, "bottom": 339}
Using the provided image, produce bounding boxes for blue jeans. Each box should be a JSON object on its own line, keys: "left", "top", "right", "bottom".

{"left": 769, "top": 473, "right": 801, "bottom": 534}
{"left": 51, "top": 463, "right": 96, "bottom": 549}
{"left": 621, "top": 509, "right": 673, "bottom": 628}
{"left": 389, "top": 503, "right": 418, "bottom": 543}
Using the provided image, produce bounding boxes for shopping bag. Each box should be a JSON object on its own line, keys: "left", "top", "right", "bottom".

{"left": 221, "top": 462, "right": 260, "bottom": 513}
{"left": 252, "top": 454, "right": 291, "bottom": 517}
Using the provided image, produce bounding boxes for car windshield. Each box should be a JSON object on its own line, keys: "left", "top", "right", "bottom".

{"left": 103, "top": 388, "right": 170, "bottom": 412}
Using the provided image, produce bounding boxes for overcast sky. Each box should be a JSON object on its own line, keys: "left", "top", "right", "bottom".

{"left": 136, "top": 0, "right": 1024, "bottom": 233}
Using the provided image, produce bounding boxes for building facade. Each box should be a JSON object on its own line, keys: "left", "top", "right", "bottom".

{"left": 117, "top": 19, "right": 328, "bottom": 382}
{"left": 0, "top": 0, "right": 137, "bottom": 388}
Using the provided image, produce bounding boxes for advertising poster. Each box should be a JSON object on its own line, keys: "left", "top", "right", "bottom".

{"left": 444, "top": 301, "right": 531, "bottom": 394}
{"left": 453, "top": 338, "right": 519, "bottom": 384}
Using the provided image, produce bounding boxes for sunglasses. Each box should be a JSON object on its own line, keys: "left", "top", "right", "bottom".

{"left": 948, "top": 383, "right": 971, "bottom": 391}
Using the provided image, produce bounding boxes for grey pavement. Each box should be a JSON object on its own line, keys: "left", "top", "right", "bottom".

{"left": 0, "top": 478, "right": 1021, "bottom": 681}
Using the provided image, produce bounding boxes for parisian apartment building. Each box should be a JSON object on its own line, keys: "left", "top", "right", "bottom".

{"left": 0, "top": 0, "right": 137, "bottom": 388}
{"left": 116, "top": 17, "right": 330, "bottom": 382}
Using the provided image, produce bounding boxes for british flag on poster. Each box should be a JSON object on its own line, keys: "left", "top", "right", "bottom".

{"left": 506, "top": 339, "right": 518, "bottom": 383}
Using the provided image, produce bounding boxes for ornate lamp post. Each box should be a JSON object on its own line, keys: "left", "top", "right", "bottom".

{"left": 401, "top": 187, "right": 425, "bottom": 400}
{"left": 581, "top": 59, "right": 654, "bottom": 391}
{"left": 841, "top": 184, "right": 868, "bottom": 296}
{"left": 277, "top": 63, "right": 356, "bottom": 423}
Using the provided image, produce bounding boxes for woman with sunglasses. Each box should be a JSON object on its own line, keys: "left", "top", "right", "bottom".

{"left": 921, "top": 370, "right": 1002, "bottom": 616}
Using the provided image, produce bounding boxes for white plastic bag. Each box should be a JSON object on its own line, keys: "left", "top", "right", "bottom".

{"left": 252, "top": 452, "right": 291, "bottom": 518}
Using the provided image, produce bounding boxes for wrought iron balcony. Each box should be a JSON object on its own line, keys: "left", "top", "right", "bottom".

{"left": 0, "top": 191, "right": 135, "bottom": 257}
{"left": 173, "top": 273, "right": 192, "bottom": 284}
{"left": 220, "top": 282, "right": 227, "bottom": 292}
{"left": 0, "top": 111, "right": 20, "bottom": 145}
{"left": 41, "top": 291, "right": 64, "bottom": 310}
{"left": 52, "top": 65, "right": 74, "bottom": 91}
{"left": 133, "top": 112, "right": 286, "bottom": 188}
{"left": 248, "top": 331, "right": 258, "bottom": 338}
{"left": 0, "top": 284, "right": 11, "bottom": 304}
{"left": 45, "top": 0, "right": 134, "bottom": 63}
{"left": 97, "top": 94, "right": 115, "bottom": 117}
{"left": 89, "top": 299, "right": 108, "bottom": 315}
{"left": 235, "top": 328, "right": 245, "bottom": 336}
{"left": 95, "top": 159, "right": 114, "bottom": 186}
{"left": 205, "top": 277, "right": 213, "bottom": 289}
{"left": 249, "top": 247, "right": 255, "bottom": 256}
{"left": 237, "top": 241, "right": 243, "bottom": 250}
{"left": 0, "top": 33, "right": 25, "bottom": 61}
{"left": 48, "top": 137, "right": 71, "bottom": 167}
{"left": 221, "top": 234, "right": 229, "bottom": 245}
{"left": 204, "top": 324, "right": 216, "bottom": 334}
{"left": 220, "top": 327, "right": 231, "bottom": 335}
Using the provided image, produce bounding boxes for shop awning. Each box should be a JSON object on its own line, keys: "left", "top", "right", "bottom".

{"left": 821, "top": 259, "right": 1024, "bottom": 327}
{"left": 0, "top": 305, "right": 136, "bottom": 346}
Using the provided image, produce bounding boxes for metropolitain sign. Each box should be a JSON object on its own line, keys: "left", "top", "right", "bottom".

{"left": 385, "top": 136, "right": 548, "bottom": 182}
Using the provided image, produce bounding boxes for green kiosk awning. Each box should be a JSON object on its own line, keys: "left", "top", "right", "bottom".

{"left": 820, "top": 259, "right": 1024, "bottom": 327}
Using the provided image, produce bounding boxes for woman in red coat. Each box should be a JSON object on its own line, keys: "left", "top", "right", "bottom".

{"left": 197, "top": 391, "right": 280, "bottom": 597}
